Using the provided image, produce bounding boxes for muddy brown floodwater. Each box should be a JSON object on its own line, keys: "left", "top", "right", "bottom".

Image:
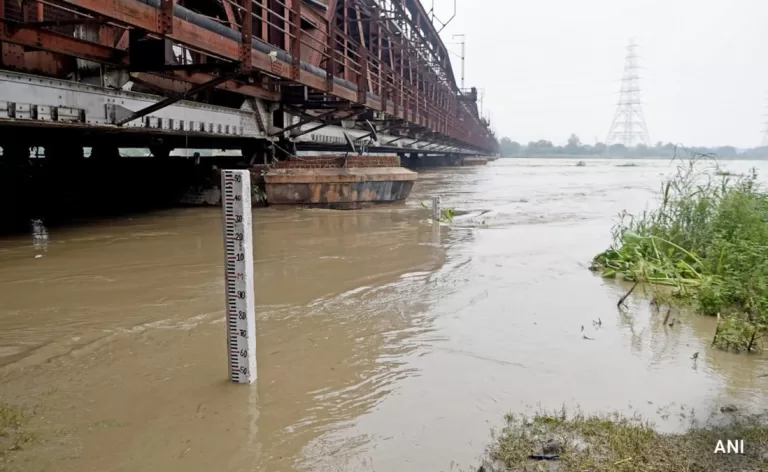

{"left": 1, "top": 158, "right": 767, "bottom": 472}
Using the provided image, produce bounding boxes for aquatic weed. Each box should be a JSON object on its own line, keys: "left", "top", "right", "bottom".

{"left": 420, "top": 201, "right": 456, "bottom": 223}
{"left": 0, "top": 401, "right": 35, "bottom": 458}
{"left": 591, "top": 154, "right": 768, "bottom": 352}
{"left": 440, "top": 208, "right": 456, "bottom": 223}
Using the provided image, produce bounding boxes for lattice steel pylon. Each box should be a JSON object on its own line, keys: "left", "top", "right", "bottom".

{"left": 606, "top": 39, "right": 651, "bottom": 147}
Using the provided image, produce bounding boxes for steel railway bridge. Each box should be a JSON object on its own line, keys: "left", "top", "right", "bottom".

{"left": 0, "top": 0, "right": 497, "bottom": 161}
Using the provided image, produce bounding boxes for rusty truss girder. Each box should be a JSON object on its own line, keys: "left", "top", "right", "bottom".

{"left": 0, "top": 0, "right": 497, "bottom": 153}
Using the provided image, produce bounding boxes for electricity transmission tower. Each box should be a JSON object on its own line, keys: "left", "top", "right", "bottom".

{"left": 606, "top": 39, "right": 651, "bottom": 147}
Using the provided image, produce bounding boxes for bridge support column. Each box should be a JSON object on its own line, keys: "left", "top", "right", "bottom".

{"left": 0, "top": 141, "right": 31, "bottom": 171}
{"left": 242, "top": 140, "right": 270, "bottom": 166}
{"left": 92, "top": 143, "right": 120, "bottom": 161}
{"left": 274, "top": 139, "right": 295, "bottom": 161}
{"left": 0, "top": 141, "right": 34, "bottom": 228}
{"left": 148, "top": 145, "right": 172, "bottom": 160}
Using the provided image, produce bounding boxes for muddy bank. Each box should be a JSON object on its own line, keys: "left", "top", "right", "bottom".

{"left": 479, "top": 409, "right": 768, "bottom": 471}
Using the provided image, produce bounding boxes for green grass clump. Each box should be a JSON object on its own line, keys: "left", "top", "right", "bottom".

{"left": 0, "top": 402, "right": 35, "bottom": 458}
{"left": 440, "top": 208, "right": 456, "bottom": 223}
{"left": 479, "top": 409, "right": 768, "bottom": 472}
{"left": 591, "top": 156, "right": 768, "bottom": 352}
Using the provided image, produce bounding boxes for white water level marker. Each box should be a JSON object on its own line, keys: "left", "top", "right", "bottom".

{"left": 432, "top": 196, "right": 441, "bottom": 222}
{"left": 221, "top": 169, "right": 256, "bottom": 384}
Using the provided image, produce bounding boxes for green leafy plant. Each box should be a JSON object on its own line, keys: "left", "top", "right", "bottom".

{"left": 439, "top": 208, "right": 456, "bottom": 223}
{"left": 420, "top": 201, "right": 455, "bottom": 224}
{"left": 0, "top": 402, "right": 35, "bottom": 457}
{"left": 251, "top": 185, "right": 267, "bottom": 204}
{"left": 591, "top": 155, "right": 768, "bottom": 352}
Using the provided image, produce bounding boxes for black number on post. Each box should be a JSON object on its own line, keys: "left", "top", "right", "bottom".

{"left": 236, "top": 253, "right": 245, "bottom": 261}
{"left": 239, "top": 349, "right": 248, "bottom": 358}
{"left": 238, "top": 311, "right": 246, "bottom": 320}
{"left": 234, "top": 195, "right": 242, "bottom": 201}
{"left": 239, "top": 329, "right": 247, "bottom": 337}
{"left": 237, "top": 291, "right": 246, "bottom": 299}
{"left": 234, "top": 174, "right": 242, "bottom": 182}
{"left": 234, "top": 233, "right": 244, "bottom": 241}
{"left": 239, "top": 366, "right": 248, "bottom": 375}
{"left": 235, "top": 215, "right": 243, "bottom": 223}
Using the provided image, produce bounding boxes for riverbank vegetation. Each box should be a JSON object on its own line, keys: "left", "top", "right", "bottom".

{"left": 498, "top": 135, "right": 768, "bottom": 159}
{"left": 590, "top": 156, "right": 768, "bottom": 352}
{"left": 477, "top": 409, "right": 768, "bottom": 471}
{"left": 0, "top": 401, "right": 34, "bottom": 460}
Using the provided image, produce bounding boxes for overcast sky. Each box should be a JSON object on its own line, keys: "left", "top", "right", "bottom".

{"left": 431, "top": 0, "right": 768, "bottom": 148}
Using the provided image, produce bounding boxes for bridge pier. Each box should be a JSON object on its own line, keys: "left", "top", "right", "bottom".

{"left": 400, "top": 153, "right": 487, "bottom": 168}
{"left": 0, "top": 142, "right": 34, "bottom": 225}
{"left": 183, "top": 154, "right": 417, "bottom": 210}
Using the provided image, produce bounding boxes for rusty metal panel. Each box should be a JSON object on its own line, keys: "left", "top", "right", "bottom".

{"left": 159, "top": 0, "right": 173, "bottom": 34}
{"left": 1, "top": 42, "right": 24, "bottom": 68}
{"left": 240, "top": 0, "right": 252, "bottom": 70}
{"left": 0, "top": 23, "right": 126, "bottom": 65}
{"left": 290, "top": 0, "right": 301, "bottom": 79}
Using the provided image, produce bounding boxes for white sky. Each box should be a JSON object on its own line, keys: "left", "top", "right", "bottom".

{"left": 430, "top": 0, "right": 768, "bottom": 148}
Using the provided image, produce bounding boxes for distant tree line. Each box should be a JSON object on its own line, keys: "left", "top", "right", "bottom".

{"left": 498, "top": 134, "right": 768, "bottom": 159}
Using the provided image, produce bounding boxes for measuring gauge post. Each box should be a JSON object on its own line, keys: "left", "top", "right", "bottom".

{"left": 221, "top": 169, "right": 257, "bottom": 384}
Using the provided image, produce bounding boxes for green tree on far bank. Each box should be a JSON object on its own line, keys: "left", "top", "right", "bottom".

{"left": 497, "top": 133, "right": 768, "bottom": 159}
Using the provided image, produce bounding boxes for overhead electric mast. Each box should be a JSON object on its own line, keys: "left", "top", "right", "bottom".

{"left": 606, "top": 39, "right": 651, "bottom": 147}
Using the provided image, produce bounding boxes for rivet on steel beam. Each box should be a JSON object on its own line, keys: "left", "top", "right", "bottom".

{"left": 159, "top": 0, "right": 173, "bottom": 34}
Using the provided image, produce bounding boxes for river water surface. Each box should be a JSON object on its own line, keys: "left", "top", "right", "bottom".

{"left": 1, "top": 158, "right": 767, "bottom": 472}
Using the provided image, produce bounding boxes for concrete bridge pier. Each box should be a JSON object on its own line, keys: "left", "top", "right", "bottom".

{"left": 91, "top": 143, "right": 120, "bottom": 161}
{"left": 0, "top": 141, "right": 35, "bottom": 226}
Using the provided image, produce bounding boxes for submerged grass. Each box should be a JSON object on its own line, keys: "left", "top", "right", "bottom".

{"left": 478, "top": 409, "right": 768, "bottom": 472}
{"left": 0, "top": 401, "right": 35, "bottom": 459}
{"left": 590, "top": 155, "right": 768, "bottom": 352}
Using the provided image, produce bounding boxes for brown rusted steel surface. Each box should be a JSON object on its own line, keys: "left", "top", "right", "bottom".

{"left": 0, "top": 0, "right": 496, "bottom": 152}
{"left": 289, "top": 0, "right": 300, "bottom": 79}
{"left": 131, "top": 70, "right": 279, "bottom": 100}
{"left": 115, "top": 70, "right": 239, "bottom": 125}
{"left": 239, "top": 0, "right": 252, "bottom": 70}
{"left": 264, "top": 166, "right": 417, "bottom": 209}
{"left": 0, "top": 19, "right": 126, "bottom": 64}
{"left": 159, "top": 0, "right": 173, "bottom": 33}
